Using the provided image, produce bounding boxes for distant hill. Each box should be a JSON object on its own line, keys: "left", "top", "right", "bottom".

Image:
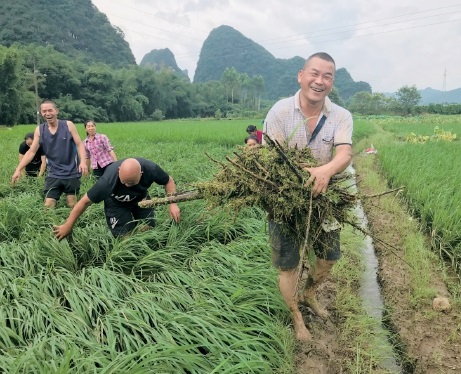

{"left": 192, "top": 25, "right": 370, "bottom": 101}
{"left": 193, "top": 25, "right": 301, "bottom": 100}
{"left": 0, "top": 0, "right": 135, "bottom": 67}
{"left": 419, "top": 87, "right": 461, "bottom": 105}
{"left": 140, "top": 48, "right": 189, "bottom": 80}
{"left": 383, "top": 87, "right": 461, "bottom": 105}
{"left": 334, "top": 68, "right": 372, "bottom": 102}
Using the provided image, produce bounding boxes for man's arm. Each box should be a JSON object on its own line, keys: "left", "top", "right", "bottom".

{"left": 164, "top": 176, "right": 180, "bottom": 223}
{"left": 304, "top": 144, "right": 352, "bottom": 197}
{"left": 39, "top": 155, "right": 46, "bottom": 176}
{"left": 52, "top": 193, "right": 93, "bottom": 240}
{"left": 67, "top": 121, "right": 88, "bottom": 175}
{"left": 12, "top": 127, "right": 40, "bottom": 184}
{"left": 18, "top": 154, "right": 26, "bottom": 177}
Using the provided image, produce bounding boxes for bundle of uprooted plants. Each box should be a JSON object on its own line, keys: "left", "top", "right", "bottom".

{"left": 140, "top": 134, "right": 358, "bottom": 246}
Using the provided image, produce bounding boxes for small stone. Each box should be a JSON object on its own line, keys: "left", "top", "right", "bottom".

{"left": 432, "top": 296, "right": 451, "bottom": 312}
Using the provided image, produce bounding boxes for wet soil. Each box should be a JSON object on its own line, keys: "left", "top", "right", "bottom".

{"left": 294, "top": 154, "right": 461, "bottom": 374}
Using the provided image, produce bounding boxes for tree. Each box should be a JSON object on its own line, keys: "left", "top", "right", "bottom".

{"left": 193, "top": 81, "right": 228, "bottom": 118}
{"left": 221, "top": 67, "right": 240, "bottom": 104}
{"left": 348, "top": 91, "right": 394, "bottom": 115}
{"left": 24, "top": 45, "right": 83, "bottom": 101}
{"left": 0, "top": 48, "right": 22, "bottom": 126}
{"left": 251, "top": 75, "right": 264, "bottom": 112}
{"left": 239, "top": 73, "right": 251, "bottom": 106}
{"left": 328, "top": 87, "right": 343, "bottom": 107}
{"left": 396, "top": 85, "right": 421, "bottom": 115}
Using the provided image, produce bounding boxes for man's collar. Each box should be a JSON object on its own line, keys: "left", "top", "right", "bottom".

{"left": 294, "top": 89, "right": 332, "bottom": 115}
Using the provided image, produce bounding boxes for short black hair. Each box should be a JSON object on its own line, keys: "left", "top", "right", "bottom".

{"left": 24, "top": 132, "right": 34, "bottom": 140}
{"left": 40, "top": 99, "right": 58, "bottom": 109}
{"left": 303, "top": 52, "right": 336, "bottom": 68}
{"left": 246, "top": 125, "right": 257, "bottom": 133}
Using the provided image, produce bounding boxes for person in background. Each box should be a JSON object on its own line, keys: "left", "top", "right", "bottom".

{"left": 263, "top": 52, "right": 353, "bottom": 341}
{"left": 11, "top": 100, "right": 88, "bottom": 208}
{"left": 53, "top": 158, "right": 181, "bottom": 240}
{"left": 18, "top": 132, "right": 46, "bottom": 177}
{"left": 246, "top": 124, "right": 263, "bottom": 144}
{"left": 244, "top": 134, "right": 259, "bottom": 148}
{"left": 83, "top": 120, "right": 117, "bottom": 179}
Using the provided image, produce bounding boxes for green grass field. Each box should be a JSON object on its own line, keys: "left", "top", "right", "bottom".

{"left": 1, "top": 115, "right": 460, "bottom": 372}
{"left": 0, "top": 120, "right": 298, "bottom": 373}
{"left": 354, "top": 115, "right": 461, "bottom": 269}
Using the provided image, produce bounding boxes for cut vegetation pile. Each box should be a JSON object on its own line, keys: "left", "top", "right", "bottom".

{"left": 141, "top": 135, "right": 358, "bottom": 246}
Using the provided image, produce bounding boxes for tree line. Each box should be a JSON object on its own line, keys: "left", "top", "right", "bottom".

{"left": 1, "top": 44, "right": 459, "bottom": 127}
{"left": 347, "top": 86, "right": 461, "bottom": 116}
{"left": 0, "top": 44, "right": 267, "bottom": 126}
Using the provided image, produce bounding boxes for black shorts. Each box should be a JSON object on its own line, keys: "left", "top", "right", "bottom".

{"left": 104, "top": 197, "right": 155, "bottom": 237}
{"left": 269, "top": 221, "right": 341, "bottom": 270}
{"left": 44, "top": 177, "right": 81, "bottom": 200}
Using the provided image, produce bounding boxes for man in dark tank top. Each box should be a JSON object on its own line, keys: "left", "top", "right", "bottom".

{"left": 11, "top": 100, "right": 88, "bottom": 208}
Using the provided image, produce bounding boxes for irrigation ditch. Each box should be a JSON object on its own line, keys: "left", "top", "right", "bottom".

{"left": 351, "top": 148, "right": 461, "bottom": 373}
{"left": 294, "top": 150, "right": 461, "bottom": 373}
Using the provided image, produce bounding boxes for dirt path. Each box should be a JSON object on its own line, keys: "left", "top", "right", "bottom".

{"left": 294, "top": 154, "right": 461, "bottom": 373}
{"left": 294, "top": 283, "right": 345, "bottom": 374}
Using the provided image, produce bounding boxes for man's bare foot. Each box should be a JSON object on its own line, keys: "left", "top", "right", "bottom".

{"left": 293, "top": 310, "right": 311, "bottom": 341}
{"left": 300, "top": 292, "right": 329, "bottom": 320}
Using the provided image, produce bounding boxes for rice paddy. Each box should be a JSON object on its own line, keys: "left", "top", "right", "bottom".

{"left": 1, "top": 114, "right": 460, "bottom": 372}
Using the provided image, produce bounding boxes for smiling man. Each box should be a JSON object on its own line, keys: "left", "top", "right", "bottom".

{"left": 53, "top": 158, "right": 180, "bottom": 240}
{"left": 11, "top": 100, "right": 88, "bottom": 208}
{"left": 263, "top": 52, "right": 353, "bottom": 341}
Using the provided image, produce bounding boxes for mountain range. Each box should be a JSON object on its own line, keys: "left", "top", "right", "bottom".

{"left": 418, "top": 87, "right": 461, "bottom": 105}
{"left": 142, "top": 25, "right": 461, "bottom": 104}
{"left": 192, "top": 25, "right": 372, "bottom": 101}
{"left": 1, "top": 1, "right": 460, "bottom": 104}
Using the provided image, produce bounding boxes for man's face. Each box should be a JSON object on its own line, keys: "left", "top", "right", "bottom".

{"left": 26, "top": 138, "right": 33, "bottom": 146}
{"left": 297, "top": 57, "right": 335, "bottom": 105}
{"left": 40, "top": 103, "right": 59, "bottom": 122}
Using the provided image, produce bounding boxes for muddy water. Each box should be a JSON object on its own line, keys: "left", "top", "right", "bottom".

{"left": 346, "top": 166, "right": 401, "bottom": 372}
{"left": 355, "top": 202, "right": 401, "bottom": 373}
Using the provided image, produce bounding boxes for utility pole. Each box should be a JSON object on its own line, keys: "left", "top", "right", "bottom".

{"left": 33, "top": 61, "right": 40, "bottom": 126}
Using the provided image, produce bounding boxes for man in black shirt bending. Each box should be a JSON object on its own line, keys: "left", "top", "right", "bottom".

{"left": 53, "top": 158, "right": 180, "bottom": 239}
{"left": 18, "top": 132, "right": 46, "bottom": 177}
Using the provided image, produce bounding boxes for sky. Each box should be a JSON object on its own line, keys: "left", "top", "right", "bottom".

{"left": 91, "top": 0, "right": 461, "bottom": 93}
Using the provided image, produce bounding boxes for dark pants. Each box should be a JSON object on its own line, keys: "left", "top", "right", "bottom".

{"left": 44, "top": 177, "right": 81, "bottom": 200}
{"left": 104, "top": 197, "right": 155, "bottom": 237}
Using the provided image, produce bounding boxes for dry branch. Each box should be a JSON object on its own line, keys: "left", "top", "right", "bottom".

{"left": 139, "top": 191, "right": 202, "bottom": 207}
{"left": 362, "top": 187, "right": 405, "bottom": 199}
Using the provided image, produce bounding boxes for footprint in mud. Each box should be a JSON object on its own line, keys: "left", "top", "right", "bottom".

{"left": 295, "top": 286, "right": 343, "bottom": 374}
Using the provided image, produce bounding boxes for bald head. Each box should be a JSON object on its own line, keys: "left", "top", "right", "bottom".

{"left": 119, "top": 158, "right": 142, "bottom": 187}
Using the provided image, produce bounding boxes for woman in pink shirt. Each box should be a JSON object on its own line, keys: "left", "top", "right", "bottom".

{"left": 83, "top": 120, "right": 117, "bottom": 179}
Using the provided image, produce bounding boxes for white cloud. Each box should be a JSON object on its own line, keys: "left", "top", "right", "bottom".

{"left": 92, "top": 0, "right": 461, "bottom": 92}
